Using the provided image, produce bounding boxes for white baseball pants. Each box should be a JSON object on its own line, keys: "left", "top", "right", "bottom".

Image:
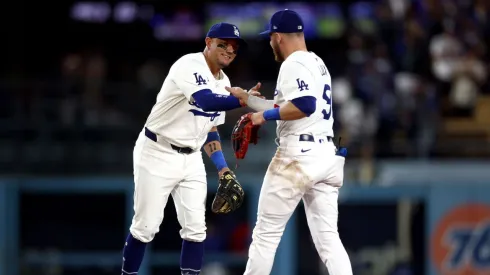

{"left": 244, "top": 135, "right": 353, "bottom": 275}
{"left": 129, "top": 130, "right": 208, "bottom": 243}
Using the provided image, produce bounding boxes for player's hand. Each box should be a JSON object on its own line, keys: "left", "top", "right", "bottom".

{"left": 225, "top": 86, "right": 249, "bottom": 105}
{"left": 251, "top": 111, "right": 266, "bottom": 126}
{"left": 248, "top": 82, "right": 264, "bottom": 99}
{"left": 218, "top": 167, "right": 231, "bottom": 177}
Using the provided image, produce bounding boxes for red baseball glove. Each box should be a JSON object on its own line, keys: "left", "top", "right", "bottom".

{"left": 231, "top": 113, "right": 261, "bottom": 159}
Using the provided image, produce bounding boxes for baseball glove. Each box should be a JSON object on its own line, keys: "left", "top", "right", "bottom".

{"left": 211, "top": 171, "right": 245, "bottom": 214}
{"left": 231, "top": 112, "right": 261, "bottom": 159}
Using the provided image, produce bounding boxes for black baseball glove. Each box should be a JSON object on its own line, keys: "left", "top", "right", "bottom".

{"left": 211, "top": 171, "right": 245, "bottom": 214}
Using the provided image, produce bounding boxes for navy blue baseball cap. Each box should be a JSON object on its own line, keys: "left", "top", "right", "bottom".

{"left": 206, "top": 22, "right": 247, "bottom": 47}
{"left": 259, "top": 9, "right": 304, "bottom": 37}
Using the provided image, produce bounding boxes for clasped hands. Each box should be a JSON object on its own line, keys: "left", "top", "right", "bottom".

{"left": 225, "top": 83, "right": 267, "bottom": 126}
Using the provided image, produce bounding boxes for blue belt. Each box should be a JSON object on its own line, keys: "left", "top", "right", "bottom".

{"left": 299, "top": 134, "right": 333, "bottom": 143}
{"left": 144, "top": 127, "right": 194, "bottom": 154}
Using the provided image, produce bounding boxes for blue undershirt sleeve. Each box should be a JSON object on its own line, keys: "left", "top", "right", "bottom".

{"left": 290, "top": 96, "right": 317, "bottom": 116}
{"left": 192, "top": 89, "right": 242, "bottom": 112}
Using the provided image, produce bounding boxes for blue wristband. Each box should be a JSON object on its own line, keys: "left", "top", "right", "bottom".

{"left": 263, "top": 108, "right": 281, "bottom": 121}
{"left": 205, "top": 131, "right": 220, "bottom": 144}
{"left": 210, "top": 151, "right": 228, "bottom": 171}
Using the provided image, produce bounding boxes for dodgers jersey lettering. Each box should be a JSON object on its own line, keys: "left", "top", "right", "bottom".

{"left": 144, "top": 53, "right": 229, "bottom": 150}
{"left": 274, "top": 51, "right": 334, "bottom": 137}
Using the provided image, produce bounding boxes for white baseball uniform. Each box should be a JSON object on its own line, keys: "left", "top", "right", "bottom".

{"left": 244, "top": 51, "right": 353, "bottom": 275}
{"left": 130, "top": 52, "right": 230, "bottom": 243}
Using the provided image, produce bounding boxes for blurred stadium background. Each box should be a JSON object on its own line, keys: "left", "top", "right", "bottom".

{"left": 1, "top": 0, "right": 490, "bottom": 274}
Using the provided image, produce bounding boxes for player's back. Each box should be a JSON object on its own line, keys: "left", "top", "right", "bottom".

{"left": 144, "top": 52, "right": 230, "bottom": 150}
{"left": 274, "top": 51, "right": 342, "bottom": 188}
{"left": 275, "top": 51, "right": 334, "bottom": 138}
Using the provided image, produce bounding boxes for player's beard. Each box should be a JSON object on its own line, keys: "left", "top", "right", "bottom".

{"left": 271, "top": 40, "right": 284, "bottom": 62}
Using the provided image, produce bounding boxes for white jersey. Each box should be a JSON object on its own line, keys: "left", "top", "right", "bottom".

{"left": 273, "top": 51, "right": 334, "bottom": 137}
{"left": 144, "top": 53, "right": 230, "bottom": 151}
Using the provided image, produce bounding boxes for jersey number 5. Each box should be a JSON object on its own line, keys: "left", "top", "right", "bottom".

{"left": 322, "top": 84, "right": 332, "bottom": 120}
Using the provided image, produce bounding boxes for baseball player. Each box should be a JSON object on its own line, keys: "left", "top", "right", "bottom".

{"left": 226, "top": 10, "right": 353, "bottom": 275}
{"left": 121, "top": 23, "right": 259, "bottom": 275}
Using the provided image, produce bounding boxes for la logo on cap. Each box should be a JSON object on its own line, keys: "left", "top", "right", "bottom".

{"left": 233, "top": 26, "right": 240, "bottom": 36}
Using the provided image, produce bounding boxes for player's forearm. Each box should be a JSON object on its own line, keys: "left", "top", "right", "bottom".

{"left": 263, "top": 96, "right": 316, "bottom": 121}
{"left": 203, "top": 129, "right": 229, "bottom": 173}
{"left": 247, "top": 95, "right": 275, "bottom": 111}
{"left": 192, "top": 89, "right": 242, "bottom": 112}
{"left": 277, "top": 102, "right": 307, "bottom": 120}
